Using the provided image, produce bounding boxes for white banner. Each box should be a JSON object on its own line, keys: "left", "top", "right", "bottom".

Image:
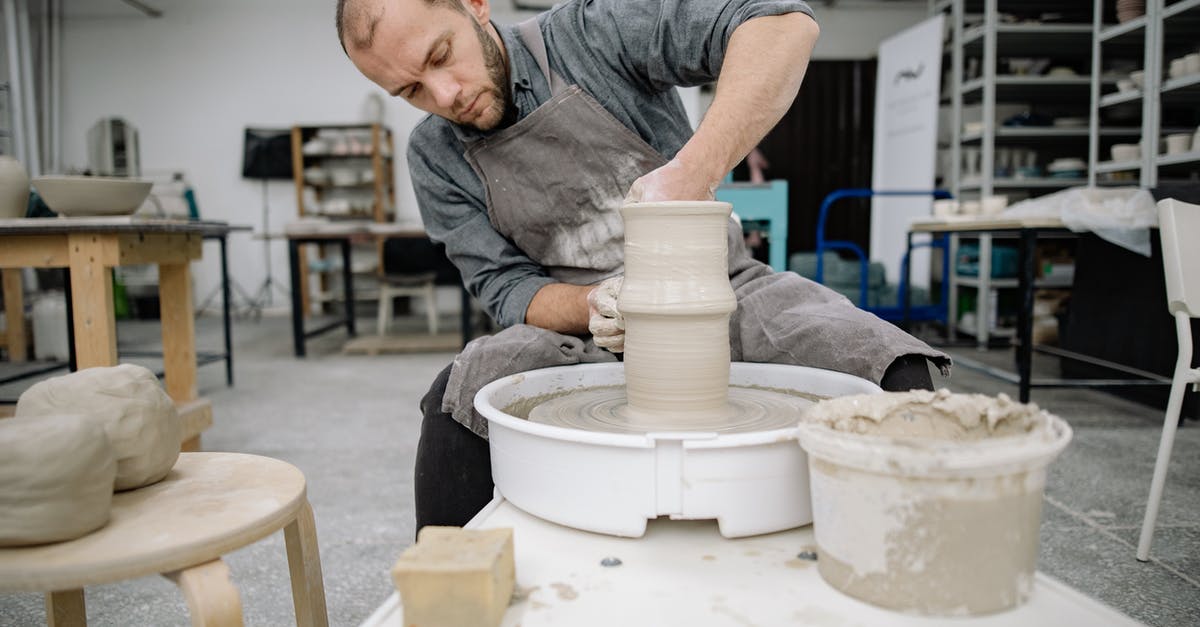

{"left": 870, "top": 14, "right": 944, "bottom": 290}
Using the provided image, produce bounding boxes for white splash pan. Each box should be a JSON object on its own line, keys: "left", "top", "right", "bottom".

{"left": 475, "top": 362, "right": 881, "bottom": 538}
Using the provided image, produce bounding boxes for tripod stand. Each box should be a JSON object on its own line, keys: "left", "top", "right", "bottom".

{"left": 244, "top": 178, "right": 290, "bottom": 318}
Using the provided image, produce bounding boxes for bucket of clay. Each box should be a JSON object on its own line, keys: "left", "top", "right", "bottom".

{"left": 794, "top": 389, "right": 1072, "bottom": 616}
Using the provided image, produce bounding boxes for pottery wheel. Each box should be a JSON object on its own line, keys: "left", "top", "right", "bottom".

{"left": 528, "top": 385, "right": 815, "bottom": 434}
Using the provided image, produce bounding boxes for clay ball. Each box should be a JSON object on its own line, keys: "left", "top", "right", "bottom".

{"left": 0, "top": 414, "right": 117, "bottom": 546}
{"left": 16, "top": 364, "right": 182, "bottom": 491}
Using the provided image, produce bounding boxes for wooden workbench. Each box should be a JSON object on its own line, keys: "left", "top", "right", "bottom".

{"left": 0, "top": 217, "right": 234, "bottom": 449}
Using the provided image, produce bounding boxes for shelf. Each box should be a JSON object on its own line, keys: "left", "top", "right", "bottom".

{"left": 961, "top": 23, "right": 1094, "bottom": 56}
{"left": 955, "top": 276, "right": 1073, "bottom": 289}
{"left": 1098, "top": 89, "right": 1143, "bottom": 108}
{"left": 1163, "top": 0, "right": 1200, "bottom": 19}
{"left": 305, "top": 181, "right": 378, "bottom": 189}
{"left": 960, "top": 177, "right": 1086, "bottom": 190}
{"left": 960, "top": 127, "right": 1140, "bottom": 143}
{"left": 957, "top": 325, "right": 1016, "bottom": 339}
{"left": 1156, "top": 151, "right": 1200, "bottom": 167}
{"left": 1095, "top": 159, "right": 1143, "bottom": 173}
{"left": 302, "top": 152, "right": 393, "bottom": 160}
{"left": 1098, "top": 16, "right": 1148, "bottom": 42}
{"left": 961, "top": 76, "right": 1099, "bottom": 103}
{"left": 1160, "top": 73, "right": 1200, "bottom": 99}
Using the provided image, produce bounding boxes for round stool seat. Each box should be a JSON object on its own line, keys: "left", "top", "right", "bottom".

{"left": 0, "top": 452, "right": 307, "bottom": 592}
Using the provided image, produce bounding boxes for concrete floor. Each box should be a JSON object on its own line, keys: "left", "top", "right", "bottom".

{"left": 0, "top": 314, "right": 1197, "bottom": 626}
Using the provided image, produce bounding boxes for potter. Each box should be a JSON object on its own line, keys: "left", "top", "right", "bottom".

{"left": 338, "top": 0, "right": 949, "bottom": 531}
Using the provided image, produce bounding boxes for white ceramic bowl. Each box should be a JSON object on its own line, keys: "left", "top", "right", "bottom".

{"left": 1130, "top": 70, "right": 1145, "bottom": 87}
{"left": 32, "top": 176, "right": 152, "bottom": 217}
{"left": 1165, "top": 133, "right": 1192, "bottom": 155}
{"left": 1111, "top": 143, "right": 1141, "bottom": 162}
{"left": 1116, "top": 79, "right": 1136, "bottom": 93}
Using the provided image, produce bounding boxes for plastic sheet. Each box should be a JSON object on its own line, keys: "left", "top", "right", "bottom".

{"left": 1001, "top": 187, "right": 1158, "bottom": 256}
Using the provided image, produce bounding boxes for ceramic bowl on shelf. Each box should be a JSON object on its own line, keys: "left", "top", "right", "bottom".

{"left": 1116, "top": 79, "right": 1136, "bottom": 93}
{"left": 1111, "top": 143, "right": 1141, "bottom": 162}
{"left": 32, "top": 176, "right": 152, "bottom": 217}
{"left": 1185, "top": 53, "right": 1200, "bottom": 75}
{"left": 1047, "top": 158, "right": 1086, "bottom": 179}
{"left": 1164, "top": 133, "right": 1192, "bottom": 155}
{"left": 1130, "top": 70, "right": 1145, "bottom": 87}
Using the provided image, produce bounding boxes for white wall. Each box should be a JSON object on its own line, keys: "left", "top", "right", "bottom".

{"left": 57, "top": 0, "right": 925, "bottom": 304}
{"left": 61, "top": 0, "right": 436, "bottom": 305}
{"left": 810, "top": 2, "right": 929, "bottom": 60}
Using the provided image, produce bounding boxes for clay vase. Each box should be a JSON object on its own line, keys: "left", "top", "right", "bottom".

{"left": 618, "top": 201, "right": 737, "bottom": 423}
{"left": 0, "top": 156, "right": 30, "bottom": 219}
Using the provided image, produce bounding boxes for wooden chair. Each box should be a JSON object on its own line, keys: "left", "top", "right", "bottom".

{"left": 0, "top": 452, "right": 328, "bottom": 626}
{"left": 377, "top": 272, "right": 438, "bottom": 336}
{"left": 1137, "top": 198, "right": 1200, "bottom": 561}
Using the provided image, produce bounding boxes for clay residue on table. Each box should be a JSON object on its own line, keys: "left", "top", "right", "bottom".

{"left": 803, "top": 388, "right": 1044, "bottom": 440}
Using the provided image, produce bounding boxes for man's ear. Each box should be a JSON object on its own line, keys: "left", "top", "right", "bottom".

{"left": 463, "top": 0, "right": 490, "bottom": 24}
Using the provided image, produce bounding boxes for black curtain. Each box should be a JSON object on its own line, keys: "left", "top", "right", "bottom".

{"left": 745, "top": 59, "right": 878, "bottom": 259}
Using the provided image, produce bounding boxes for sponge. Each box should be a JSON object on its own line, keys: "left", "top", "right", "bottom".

{"left": 391, "top": 526, "right": 515, "bottom": 627}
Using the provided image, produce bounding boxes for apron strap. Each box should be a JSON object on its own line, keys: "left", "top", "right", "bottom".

{"left": 516, "top": 18, "right": 568, "bottom": 95}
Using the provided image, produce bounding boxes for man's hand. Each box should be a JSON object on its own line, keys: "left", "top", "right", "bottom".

{"left": 624, "top": 157, "right": 720, "bottom": 204}
{"left": 587, "top": 276, "right": 624, "bottom": 352}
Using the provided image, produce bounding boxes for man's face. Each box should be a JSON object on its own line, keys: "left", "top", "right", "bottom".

{"left": 346, "top": 0, "right": 511, "bottom": 131}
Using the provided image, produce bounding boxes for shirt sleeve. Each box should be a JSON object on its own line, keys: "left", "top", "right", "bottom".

{"left": 407, "top": 119, "right": 556, "bottom": 328}
{"left": 574, "top": 0, "right": 815, "bottom": 92}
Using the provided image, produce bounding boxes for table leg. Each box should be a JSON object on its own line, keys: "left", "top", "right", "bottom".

{"left": 2, "top": 268, "right": 26, "bottom": 362}
{"left": 902, "top": 231, "right": 913, "bottom": 331}
{"left": 45, "top": 589, "right": 86, "bottom": 627}
{"left": 460, "top": 285, "right": 472, "bottom": 348}
{"left": 284, "top": 500, "right": 329, "bottom": 627}
{"left": 289, "top": 240, "right": 306, "bottom": 357}
{"left": 341, "top": 240, "right": 356, "bottom": 338}
{"left": 67, "top": 235, "right": 117, "bottom": 368}
{"left": 219, "top": 235, "right": 233, "bottom": 387}
{"left": 1016, "top": 229, "right": 1036, "bottom": 403}
{"left": 159, "top": 262, "right": 198, "bottom": 404}
{"left": 164, "top": 558, "right": 244, "bottom": 627}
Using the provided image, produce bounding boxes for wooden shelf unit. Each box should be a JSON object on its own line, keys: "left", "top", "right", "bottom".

{"left": 289, "top": 123, "right": 396, "bottom": 316}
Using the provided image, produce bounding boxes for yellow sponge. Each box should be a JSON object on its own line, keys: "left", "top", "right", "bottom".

{"left": 391, "top": 526, "right": 515, "bottom": 627}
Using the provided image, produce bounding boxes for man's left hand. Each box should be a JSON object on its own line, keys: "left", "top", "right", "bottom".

{"left": 625, "top": 157, "right": 719, "bottom": 203}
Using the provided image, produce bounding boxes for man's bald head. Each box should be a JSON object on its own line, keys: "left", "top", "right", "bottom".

{"left": 337, "top": 0, "right": 466, "bottom": 53}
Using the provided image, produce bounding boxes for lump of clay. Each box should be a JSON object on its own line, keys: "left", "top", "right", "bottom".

{"left": 16, "top": 364, "right": 182, "bottom": 491}
{"left": 803, "top": 388, "right": 1045, "bottom": 441}
{"left": 0, "top": 414, "right": 117, "bottom": 546}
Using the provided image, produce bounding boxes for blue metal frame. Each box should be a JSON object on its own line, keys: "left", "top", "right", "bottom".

{"left": 814, "top": 188, "right": 953, "bottom": 323}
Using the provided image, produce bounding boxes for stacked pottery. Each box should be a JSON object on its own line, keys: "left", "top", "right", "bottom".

{"left": 1116, "top": 0, "right": 1145, "bottom": 23}
{"left": 0, "top": 156, "right": 30, "bottom": 219}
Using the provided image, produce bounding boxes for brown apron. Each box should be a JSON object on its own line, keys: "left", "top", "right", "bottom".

{"left": 442, "top": 19, "right": 950, "bottom": 438}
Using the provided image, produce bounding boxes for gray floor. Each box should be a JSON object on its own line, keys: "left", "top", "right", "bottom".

{"left": 0, "top": 314, "right": 1197, "bottom": 626}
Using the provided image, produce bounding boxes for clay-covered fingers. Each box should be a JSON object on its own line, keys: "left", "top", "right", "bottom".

{"left": 587, "top": 276, "right": 624, "bottom": 353}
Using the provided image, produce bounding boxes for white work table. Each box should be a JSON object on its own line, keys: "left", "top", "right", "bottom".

{"left": 361, "top": 498, "right": 1141, "bottom": 627}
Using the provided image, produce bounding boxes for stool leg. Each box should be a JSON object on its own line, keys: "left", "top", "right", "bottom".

{"left": 163, "top": 558, "right": 244, "bottom": 627}
{"left": 377, "top": 288, "right": 391, "bottom": 336}
{"left": 284, "top": 500, "right": 328, "bottom": 627}
{"left": 45, "top": 589, "right": 86, "bottom": 627}
{"left": 425, "top": 283, "right": 438, "bottom": 335}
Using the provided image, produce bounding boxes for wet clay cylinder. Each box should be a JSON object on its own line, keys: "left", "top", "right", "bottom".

{"left": 618, "top": 201, "right": 736, "bottom": 424}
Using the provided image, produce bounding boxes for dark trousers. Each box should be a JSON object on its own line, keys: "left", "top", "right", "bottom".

{"left": 412, "top": 355, "right": 933, "bottom": 534}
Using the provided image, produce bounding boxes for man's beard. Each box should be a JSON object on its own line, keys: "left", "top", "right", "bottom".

{"left": 467, "top": 19, "right": 514, "bottom": 131}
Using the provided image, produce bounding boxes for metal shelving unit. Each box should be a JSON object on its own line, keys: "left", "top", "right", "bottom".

{"left": 1090, "top": 0, "right": 1200, "bottom": 186}
{"left": 933, "top": 1, "right": 1094, "bottom": 346}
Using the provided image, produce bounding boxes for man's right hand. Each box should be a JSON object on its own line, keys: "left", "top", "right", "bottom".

{"left": 587, "top": 276, "right": 624, "bottom": 353}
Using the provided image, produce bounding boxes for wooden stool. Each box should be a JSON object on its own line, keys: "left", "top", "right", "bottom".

{"left": 0, "top": 452, "right": 328, "bottom": 627}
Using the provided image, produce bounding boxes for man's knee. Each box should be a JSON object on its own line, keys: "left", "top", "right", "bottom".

{"left": 880, "top": 354, "right": 934, "bottom": 391}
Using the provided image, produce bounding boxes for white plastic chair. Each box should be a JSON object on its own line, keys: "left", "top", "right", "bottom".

{"left": 377, "top": 272, "right": 438, "bottom": 336}
{"left": 1137, "top": 198, "right": 1200, "bottom": 561}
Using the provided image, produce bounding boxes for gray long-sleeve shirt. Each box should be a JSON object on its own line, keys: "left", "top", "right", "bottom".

{"left": 407, "top": 0, "right": 814, "bottom": 327}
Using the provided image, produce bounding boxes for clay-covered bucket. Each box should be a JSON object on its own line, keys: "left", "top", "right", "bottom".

{"left": 795, "top": 390, "right": 1072, "bottom": 616}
